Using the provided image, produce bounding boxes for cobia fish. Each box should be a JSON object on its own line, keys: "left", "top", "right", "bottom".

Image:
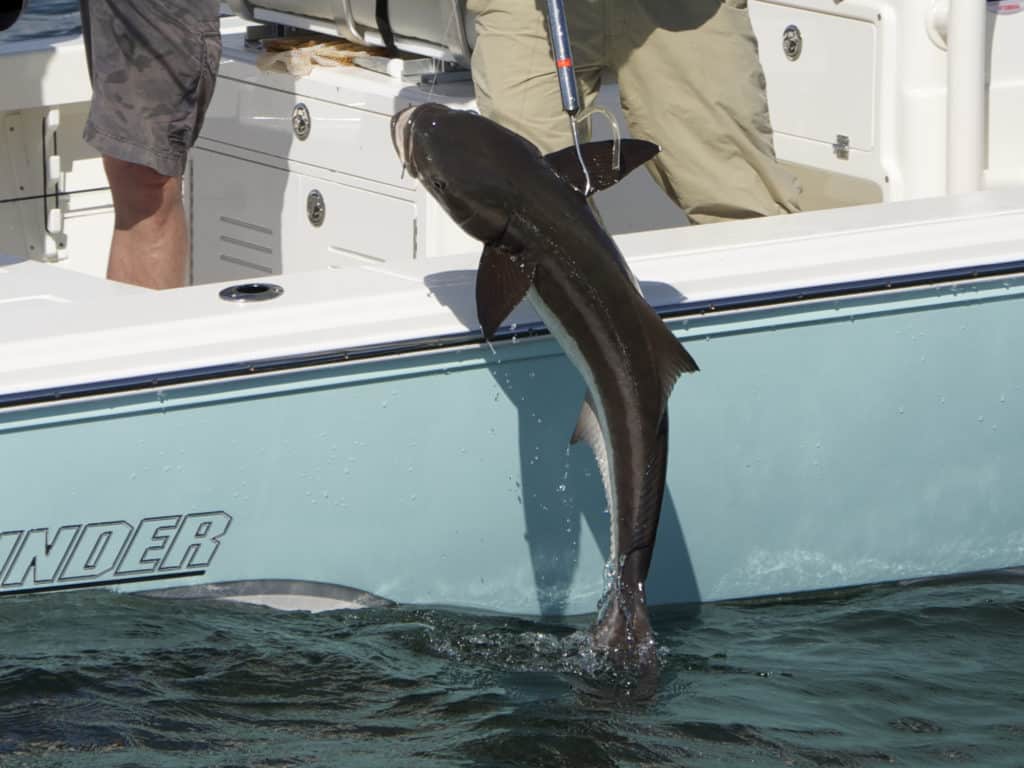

{"left": 391, "top": 103, "right": 698, "bottom": 663}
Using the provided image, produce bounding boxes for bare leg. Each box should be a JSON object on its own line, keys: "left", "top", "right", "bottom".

{"left": 103, "top": 156, "right": 188, "bottom": 290}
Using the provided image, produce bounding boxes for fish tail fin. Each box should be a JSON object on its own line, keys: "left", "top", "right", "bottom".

{"left": 591, "top": 584, "right": 656, "bottom": 665}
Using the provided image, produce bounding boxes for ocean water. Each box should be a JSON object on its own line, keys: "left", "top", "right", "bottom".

{"left": 2, "top": 575, "right": 1023, "bottom": 767}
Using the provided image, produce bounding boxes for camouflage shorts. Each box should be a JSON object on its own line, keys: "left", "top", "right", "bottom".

{"left": 81, "top": 0, "right": 221, "bottom": 177}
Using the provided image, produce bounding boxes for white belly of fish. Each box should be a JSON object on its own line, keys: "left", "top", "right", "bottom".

{"left": 526, "top": 287, "right": 619, "bottom": 559}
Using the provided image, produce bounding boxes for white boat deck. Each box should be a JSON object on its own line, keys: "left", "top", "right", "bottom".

{"left": 4, "top": 187, "right": 1024, "bottom": 399}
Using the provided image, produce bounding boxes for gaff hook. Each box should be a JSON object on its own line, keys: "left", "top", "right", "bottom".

{"left": 544, "top": 0, "right": 594, "bottom": 195}
{"left": 544, "top": 0, "right": 624, "bottom": 195}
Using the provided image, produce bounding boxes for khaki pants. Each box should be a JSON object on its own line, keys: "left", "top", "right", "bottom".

{"left": 467, "top": 0, "right": 801, "bottom": 224}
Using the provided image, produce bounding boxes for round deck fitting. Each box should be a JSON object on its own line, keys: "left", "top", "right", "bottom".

{"left": 218, "top": 283, "right": 284, "bottom": 303}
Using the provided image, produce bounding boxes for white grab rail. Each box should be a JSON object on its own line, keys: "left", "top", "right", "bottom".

{"left": 946, "top": 0, "right": 987, "bottom": 194}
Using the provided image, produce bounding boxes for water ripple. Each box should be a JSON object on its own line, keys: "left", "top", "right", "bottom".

{"left": 0, "top": 576, "right": 1021, "bottom": 765}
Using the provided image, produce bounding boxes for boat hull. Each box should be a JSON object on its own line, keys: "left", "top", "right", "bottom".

{"left": 2, "top": 270, "right": 1023, "bottom": 614}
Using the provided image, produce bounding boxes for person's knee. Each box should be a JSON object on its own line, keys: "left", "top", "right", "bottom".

{"left": 103, "top": 156, "right": 181, "bottom": 227}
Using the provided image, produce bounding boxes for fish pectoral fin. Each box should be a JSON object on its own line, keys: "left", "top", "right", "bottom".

{"left": 544, "top": 139, "right": 660, "bottom": 196}
{"left": 476, "top": 243, "right": 536, "bottom": 339}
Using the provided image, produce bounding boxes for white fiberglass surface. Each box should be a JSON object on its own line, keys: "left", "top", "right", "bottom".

{"left": 2, "top": 188, "right": 1024, "bottom": 396}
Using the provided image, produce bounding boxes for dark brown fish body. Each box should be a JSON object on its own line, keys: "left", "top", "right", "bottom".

{"left": 391, "top": 104, "right": 697, "bottom": 663}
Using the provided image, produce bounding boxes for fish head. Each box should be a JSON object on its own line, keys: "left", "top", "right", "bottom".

{"left": 391, "top": 103, "right": 523, "bottom": 243}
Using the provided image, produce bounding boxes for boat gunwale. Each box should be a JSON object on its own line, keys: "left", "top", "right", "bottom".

{"left": 4, "top": 256, "right": 1024, "bottom": 411}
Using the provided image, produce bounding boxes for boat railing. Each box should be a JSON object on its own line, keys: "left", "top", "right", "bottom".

{"left": 938, "top": 0, "right": 987, "bottom": 195}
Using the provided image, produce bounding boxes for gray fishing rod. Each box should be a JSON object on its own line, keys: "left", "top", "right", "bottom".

{"left": 544, "top": 0, "right": 593, "bottom": 194}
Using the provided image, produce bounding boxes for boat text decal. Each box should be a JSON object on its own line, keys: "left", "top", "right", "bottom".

{"left": 0, "top": 511, "right": 231, "bottom": 596}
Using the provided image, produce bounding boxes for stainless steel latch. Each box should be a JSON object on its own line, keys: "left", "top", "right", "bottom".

{"left": 833, "top": 134, "right": 850, "bottom": 160}
{"left": 306, "top": 189, "right": 326, "bottom": 226}
{"left": 783, "top": 25, "right": 802, "bottom": 61}
{"left": 292, "top": 103, "right": 311, "bottom": 141}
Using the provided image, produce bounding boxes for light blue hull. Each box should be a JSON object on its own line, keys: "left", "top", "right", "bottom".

{"left": 2, "top": 273, "right": 1023, "bottom": 614}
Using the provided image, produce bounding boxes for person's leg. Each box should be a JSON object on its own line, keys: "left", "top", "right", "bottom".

{"left": 612, "top": 0, "right": 801, "bottom": 223}
{"left": 81, "top": 0, "right": 220, "bottom": 288}
{"left": 104, "top": 158, "right": 188, "bottom": 290}
{"left": 467, "top": 0, "right": 605, "bottom": 155}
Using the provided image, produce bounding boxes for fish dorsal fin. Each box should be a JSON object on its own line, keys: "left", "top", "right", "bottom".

{"left": 476, "top": 243, "right": 536, "bottom": 339}
{"left": 544, "top": 139, "right": 660, "bottom": 197}
{"left": 571, "top": 390, "right": 612, "bottom": 507}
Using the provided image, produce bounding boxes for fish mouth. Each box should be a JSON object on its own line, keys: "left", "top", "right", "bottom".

{"left": 390, "top": 105, "right": 418, "bottom": 178}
